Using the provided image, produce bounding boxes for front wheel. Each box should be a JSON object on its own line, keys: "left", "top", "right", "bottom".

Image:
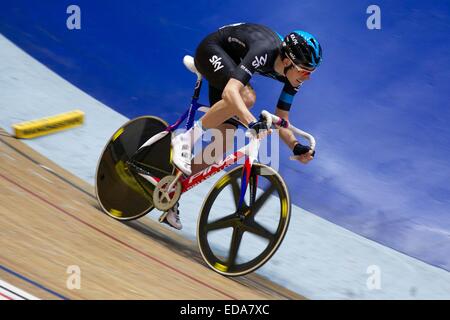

{"left": 197, "top": 163, "right": 291, "bottom": 276}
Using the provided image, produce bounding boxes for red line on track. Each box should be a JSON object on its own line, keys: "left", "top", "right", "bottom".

{"left": 0, "top": 173, "right": 237, "bottom": 300}
{"left": 0, "top": 291, "right": 14, "bottom": 300}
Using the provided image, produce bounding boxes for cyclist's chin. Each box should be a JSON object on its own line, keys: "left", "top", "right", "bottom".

{"left": 288, "top": 78, "right": 301, "bottom": 87}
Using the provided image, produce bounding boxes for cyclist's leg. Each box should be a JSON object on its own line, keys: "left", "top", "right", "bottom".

{"left": 172, "top": 36, "right": 256, "bottom": 176}
{"left": 191, "top": 84, "right": 255, "bottom": 174}
{"left": 191, "top": 122, "right": 236, "bottom": 174}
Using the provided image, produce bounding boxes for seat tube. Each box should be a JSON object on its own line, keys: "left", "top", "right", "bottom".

{"left": 185, "top": 99, "right": 201, "bottom": 130}
{"left": 193, "top": 78, "right": 203, "bottom": 100}
{"left": 185, "top": 78, "right": 203, "bottom": 130}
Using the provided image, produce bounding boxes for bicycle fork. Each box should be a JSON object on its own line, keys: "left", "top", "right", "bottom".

{"left": 237, "top": 137, "right": 260, "bottom": 211}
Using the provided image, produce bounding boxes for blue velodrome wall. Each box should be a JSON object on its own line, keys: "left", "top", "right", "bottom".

{"left": 1, "top": 0, "right": 449, "bottom": 271}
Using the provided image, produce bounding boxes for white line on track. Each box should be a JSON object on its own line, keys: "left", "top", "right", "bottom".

{"left": 28, "top": 168, "right": 53, "bottom": 184}
{"left": 0, "top": 153, "right": 15, "bottom": 161}
{"left": 0, "top": 279, "right": 40, "bottom": 300}
{"left": 39, "top": 164, "right": 56, "bottom": 173}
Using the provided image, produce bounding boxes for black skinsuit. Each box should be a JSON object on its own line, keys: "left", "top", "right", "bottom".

{"left": 194, "top": 23, "right": 301, "bottom": 119}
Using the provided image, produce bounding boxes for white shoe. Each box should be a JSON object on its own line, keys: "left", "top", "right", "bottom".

{"left": 159, "top": 203, "right": 182, "bottom": 230}
{"left": 171, "top": 132, "right": 192, "bottom": 176}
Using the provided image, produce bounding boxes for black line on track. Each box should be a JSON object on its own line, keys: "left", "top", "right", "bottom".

{"left": 0, "top": 284, "right": 28, "bottom": 300}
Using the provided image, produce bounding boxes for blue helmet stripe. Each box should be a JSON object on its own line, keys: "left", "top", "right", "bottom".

{"left": 276, "top": 32, "right": 284, "bottom": 41}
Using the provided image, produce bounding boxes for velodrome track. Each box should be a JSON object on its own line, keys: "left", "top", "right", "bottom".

{"left": 0, "top": 128, "right": 304, "bottom": 300}
{"left": 1, "top": 31, "right": 449, "bottom": 300}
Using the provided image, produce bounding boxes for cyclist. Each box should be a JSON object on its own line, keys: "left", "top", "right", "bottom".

{"left": 161, "top": 22, "right": 323, "bottom": 230}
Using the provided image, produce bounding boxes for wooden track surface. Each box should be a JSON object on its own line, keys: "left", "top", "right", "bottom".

{"left": 0, "top": 128, "right": 305, "bottom": 300}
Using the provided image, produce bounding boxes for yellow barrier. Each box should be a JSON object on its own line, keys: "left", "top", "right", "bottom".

{"left": 12, "top": 110, "right": 85, "bottom": 139}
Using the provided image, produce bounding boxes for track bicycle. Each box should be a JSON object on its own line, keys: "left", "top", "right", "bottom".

{"left": 95, "top": 56, "right": 316, "bottom": 276}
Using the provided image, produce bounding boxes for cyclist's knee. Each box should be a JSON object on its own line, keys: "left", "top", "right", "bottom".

{"left": 240, "top": 85, "right": 256, "bottom": 109}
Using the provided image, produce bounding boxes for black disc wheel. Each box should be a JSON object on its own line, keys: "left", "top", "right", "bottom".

{"left": 197, "top": 163, "right": 291, "bottom": 276}
{"left": 95, "top": 116, "right": 174, "bottom": 220}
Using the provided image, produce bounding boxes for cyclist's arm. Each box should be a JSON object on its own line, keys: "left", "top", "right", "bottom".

{"left": 222, "top": 78, "right": 256, "bottom": 125}
{"left": 275, "top": 108, "right": 298, "bottom": 149}
{"left": 223, "top": 46, "right": 271, "bottom": 126}
{"left": 275, "top": 82, "right": 302, "bottom": 148}
{"left": 276, "top": 106, "right": 315, "bottom": 164}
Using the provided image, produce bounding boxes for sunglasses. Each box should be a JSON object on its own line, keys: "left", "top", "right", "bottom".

{"left": 286, "top": 56, "right": 315, "bottom": 74}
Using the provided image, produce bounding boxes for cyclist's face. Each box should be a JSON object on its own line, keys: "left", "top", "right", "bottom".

{"left": 284, "top": 60, "right": 312, "bottom": 86}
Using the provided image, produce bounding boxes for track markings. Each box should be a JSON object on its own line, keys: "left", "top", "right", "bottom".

{"left": 0, "top": 265, "right": 68, "bottom": 300}
{"left": 28, "top": 169, "right": 53, "bottom": 184}
{"left": 0, "top": 292, "right": 13, "bottom": 300}
{"left": 0, "top": 279, "right": 40, "bottom": 300}
{"left": 0, "top": 173, "right": 238, "bottom": 300}
{"left": 0, "top": 153, "right": 15, "bottom": 161}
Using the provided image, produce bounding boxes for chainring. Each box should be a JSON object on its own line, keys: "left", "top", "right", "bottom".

{"left": 152, "top": 175, "right": 182, "bottom": 211}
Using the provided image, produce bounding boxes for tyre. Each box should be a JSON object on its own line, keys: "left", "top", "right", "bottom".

{"left": 197, "top": 163, "right": 291, "bottom": 276}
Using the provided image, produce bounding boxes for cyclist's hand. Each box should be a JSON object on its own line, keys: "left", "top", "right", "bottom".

{"left": 293, "top": 143, "right": 315, "bottom": 164}
{"left": 297, "top": 150, "right": 314, "bottom": 164}
{"left": 248, "top": 116, "right": 272, "bottom": 139}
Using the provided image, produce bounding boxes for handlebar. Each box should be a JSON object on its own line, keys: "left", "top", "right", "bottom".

{"left": 198, "top": 107, "right": 316, "bottom": 156}
{"left": 261, "top": 110, "right": 316, "bottom": 151}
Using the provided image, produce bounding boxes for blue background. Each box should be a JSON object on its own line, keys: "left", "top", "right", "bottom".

{"left": 1, "top": 0, "right": 449, "bottom": 270}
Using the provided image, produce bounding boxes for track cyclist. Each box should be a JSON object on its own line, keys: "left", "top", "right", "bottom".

{"left": 161, "top": 22, "right": 323, "bottom": 230}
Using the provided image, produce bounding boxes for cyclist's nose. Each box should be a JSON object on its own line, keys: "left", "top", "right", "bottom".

{"left": 300, "top": 72, "right": 311, "bottom": 81}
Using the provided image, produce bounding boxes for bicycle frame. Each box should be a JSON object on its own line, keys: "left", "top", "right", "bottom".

{"left": 132, "top": 55, "right": 316, "bottom": 211}
{"left": 133, "top": 76, "right": 259, "bottom": 210}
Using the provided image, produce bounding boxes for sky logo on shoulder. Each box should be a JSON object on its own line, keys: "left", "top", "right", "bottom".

{"left": 252, "top": 54, "right": 268, "bottom": 69}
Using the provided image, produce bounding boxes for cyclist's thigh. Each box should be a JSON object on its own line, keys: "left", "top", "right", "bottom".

{"left": 208, "top": 83, "right": 241, "bottom": 128}
{"left": 195, "top": 34, "right": 253, "bottom": 128}
{"left": 208, "top": 84, "right": 223, "bottom": 107}
{"left": 194, "top": 34, "right": 237, "bottom": 91}
{"left": 209, "top": 83, "right": 255, "bottom": 108}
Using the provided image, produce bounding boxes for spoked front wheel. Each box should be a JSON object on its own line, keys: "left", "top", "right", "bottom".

{"left": 197, "top": 163, "right": 291, "bottom": 276}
